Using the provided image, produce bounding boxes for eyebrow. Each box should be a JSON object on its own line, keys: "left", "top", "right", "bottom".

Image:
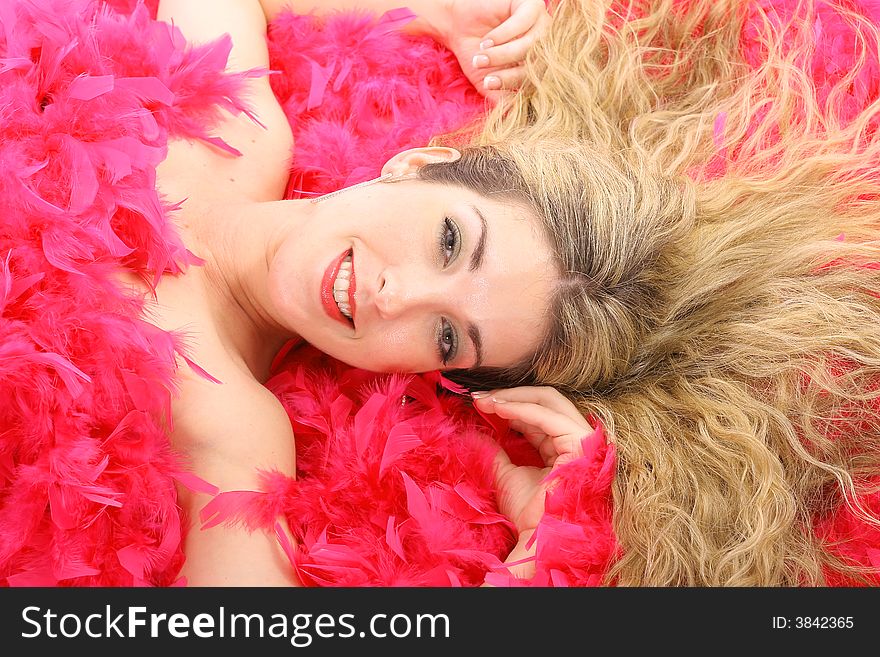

{"left": 468, "top": 204, "right": 488, "bottom": 272}
{"left": 467, "top": 323, "right": 483, "bottom": 369}
{"left": 465, "top": 204, "right": 487, "bottom": 368}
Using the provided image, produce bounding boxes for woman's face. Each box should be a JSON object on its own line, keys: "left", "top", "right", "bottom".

{"left": 267, "top": 157, "right": 557, "bottom": 374}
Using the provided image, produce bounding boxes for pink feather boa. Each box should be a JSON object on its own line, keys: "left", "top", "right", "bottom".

{"left": 0, "top": 0, "right": 877, "bottom": 587}
{"left": 0, "top": 0, "right": 254, "bottom": 586}
{"left": 197, "top": 344, "right": 617, "bottom": 587}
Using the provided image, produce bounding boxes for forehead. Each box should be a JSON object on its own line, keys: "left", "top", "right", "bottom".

{"left": 447, "top": 187, "right": 558, "bottom": 367}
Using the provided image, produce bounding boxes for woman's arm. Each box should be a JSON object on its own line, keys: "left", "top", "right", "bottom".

{"left": 156, "top": 0, "right": 293, "bottom": 201}
{"left": 174, "top": 378, "right": 301, "bottom": 587}
{"left": 258, "top": 1, "right": 450, "bottom": 40}
{"left": 260, "top": 1, "right": 551, "bottom": 99}
{"left": 158, "top": 1, "right": 273, "bottom": 73}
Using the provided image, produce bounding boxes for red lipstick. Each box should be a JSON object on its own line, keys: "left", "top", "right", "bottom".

{"left": 321, "top": 249, "right": 355, "bottom": 328}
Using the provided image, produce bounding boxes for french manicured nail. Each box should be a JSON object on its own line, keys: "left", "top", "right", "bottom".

{"left": 480, "top": 39, "right": 494, "bottom": 50}
{"left": 470, "top": 391, "right": 488, "bottom": 399}
{"left": 472, "top": 54, "right": 490, "bottom": 69}
{"left": 483, "top": 76, "right": 501, "bottom": 90}
{"left": 491, "top": 397, "right": 506, "bottom": 404}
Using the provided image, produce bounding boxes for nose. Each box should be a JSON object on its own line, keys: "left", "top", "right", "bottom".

{"left": 374, "top": 267, "right": 444, "bottom": 319}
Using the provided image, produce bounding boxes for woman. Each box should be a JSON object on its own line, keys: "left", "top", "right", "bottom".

{"left": 155, "top": 0, "right": 880, "bottom": 587}
{"left": 147, "top": 0, "right": 576, "bottom": 586}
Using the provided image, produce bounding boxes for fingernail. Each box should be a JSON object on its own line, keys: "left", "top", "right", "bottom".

{"left": 480, "top": 39, "right": 494, "bottom": 50}
{"left": 470, "top": 391, "right": 488, "bottom": 399}
{"left": 472, "top": 54, "right": 490, "bottom": 69}
{"left": 483, "top": 76, "right": 501, "bottom": 91}
{"left": 491, "top": 397, "right": 506, "bottom": 404}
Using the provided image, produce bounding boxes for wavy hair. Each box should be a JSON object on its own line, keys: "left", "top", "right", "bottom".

{"left": 421, "top": 0, "right": 880, "bottom": 585}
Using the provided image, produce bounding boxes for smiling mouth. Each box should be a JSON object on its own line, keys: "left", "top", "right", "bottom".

{"left": 321, "top": 249, "right": 356, "bottom": 328}
{"left": 332, "top": 252, "right": 354, "bottom": 321}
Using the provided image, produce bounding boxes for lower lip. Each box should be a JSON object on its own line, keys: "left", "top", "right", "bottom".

{"left": 321, "top": 249, "right": 355, "bottom": 327}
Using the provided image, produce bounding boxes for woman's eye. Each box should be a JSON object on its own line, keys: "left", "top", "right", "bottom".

{"left": 437, "top": 318, "right": 458, "bottom": 365}
{"left": 440, "top": 217, "right": 461, "bottom": 266}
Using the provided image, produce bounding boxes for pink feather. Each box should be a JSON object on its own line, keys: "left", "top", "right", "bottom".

{"left": 379, "top": 421, "right": 422, "bottom": 476}
{"left": 179, "top": 353, "right": 224, "bottom": 385}
{"left": 68, "top": 74, "right": 115, "bottom": 100}
{"left": 2, "top": 0, "right": 878, "bottom": 590}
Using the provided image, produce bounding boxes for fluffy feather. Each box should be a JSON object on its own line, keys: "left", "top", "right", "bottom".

{"left": 1, "top": 0, "right": 879, "bottom": 588}
{"left": 0, "top": 0, "right": 253, "bottom": 586}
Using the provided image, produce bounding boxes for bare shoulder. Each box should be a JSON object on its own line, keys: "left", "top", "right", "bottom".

{"left": 117, "top": 265, "right": 296, "bottom": 485}
{"left": 173, "top": 369, "right": 296, "bottom": 490}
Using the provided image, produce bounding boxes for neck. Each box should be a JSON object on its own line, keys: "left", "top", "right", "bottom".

{"left": 194, "top": 198, "right": 305, "bottom": 382}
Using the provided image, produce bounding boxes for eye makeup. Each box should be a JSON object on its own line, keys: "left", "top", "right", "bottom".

{"left": 437, "top": 317, "right": 459, "bottom": 364}
{"left": 439, "top": 216, "right": 461, "bottom": 266}
{"left": 436, "top": 216, "right": 462, "bottom": 364}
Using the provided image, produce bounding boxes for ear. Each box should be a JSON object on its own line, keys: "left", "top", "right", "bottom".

{"left": 380, "top": 147, "right": 461, "bottom": 177}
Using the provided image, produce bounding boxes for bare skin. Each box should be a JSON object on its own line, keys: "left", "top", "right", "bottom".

{"left": 145, "top": 0, "right": 579, "bottom": 586}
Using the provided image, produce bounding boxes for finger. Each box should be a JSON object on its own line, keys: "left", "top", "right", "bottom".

{"left": 480, "top": 0, "right": 545, "bottom": 47}
{"left": 549, "top": 432, "right": 585, "bottom": 465}
{"left": 509, "top": 432, "right": 583, "bottom": 471}
{"left": 474, "top": 396, "right": 590, "bottom": 469}
{"left": 506, "top": 418, "right": 534, "bottom": 435}
{"left": 476, "top": 398, "right": 588, "bottom": 441}
{"left": 504, "top": 418, "right": 559, "bottom": 463}
{"left": 472, "top": 391, "right": 590, "bottom": 465}
{"left": 520, "top": 429, "right": 578, "bottom": 467}
{"left": 478, "top": 31, "right": 538, "bottom": 69}
{"left": 482, "top": 386, "right": 589, "bottom": 426}
{"left": 480, "top": 65, "right": 526, "bottom": 93}
{"left": 536, "top": 435, "right": 561, "bottom": 465}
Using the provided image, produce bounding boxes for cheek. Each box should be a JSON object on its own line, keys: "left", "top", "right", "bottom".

{"left": 380, "top": 325, "right": 414, "bottom": 350}
{"left": 352, "top": 325, "right": 426, "bottom": 372}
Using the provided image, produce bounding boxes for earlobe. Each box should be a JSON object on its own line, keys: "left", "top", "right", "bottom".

{"left": 381, "top": 146, "right": 462, "bottom": 177}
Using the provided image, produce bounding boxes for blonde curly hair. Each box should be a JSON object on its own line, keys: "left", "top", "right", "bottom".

{"left": 423, "top": 0, "right": 880, "bottom": 585}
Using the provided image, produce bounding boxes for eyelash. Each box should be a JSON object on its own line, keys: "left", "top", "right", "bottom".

{"left": 437, "top": 318, "right": 458, "bottom": 365}
{"left": 440, "top": 216, "right": 461, "bottom": 266}
{"left": 437, "top": 217, "right": 461, "bottom": 364}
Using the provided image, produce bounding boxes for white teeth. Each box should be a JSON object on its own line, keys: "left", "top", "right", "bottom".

{"left": 332, "top": 253, "right": 354, "bottom": 320}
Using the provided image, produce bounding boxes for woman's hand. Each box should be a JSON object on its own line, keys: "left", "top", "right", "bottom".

{"left": 439, "top": 0, "right": 551, "bottom": 102}
{"left": 472, "top": 386, "right": 591, "bottom": 578}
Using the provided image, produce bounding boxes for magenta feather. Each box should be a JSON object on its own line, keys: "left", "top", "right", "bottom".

{"left": 2, "top": 0, "right": 879, "bottom": 589}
